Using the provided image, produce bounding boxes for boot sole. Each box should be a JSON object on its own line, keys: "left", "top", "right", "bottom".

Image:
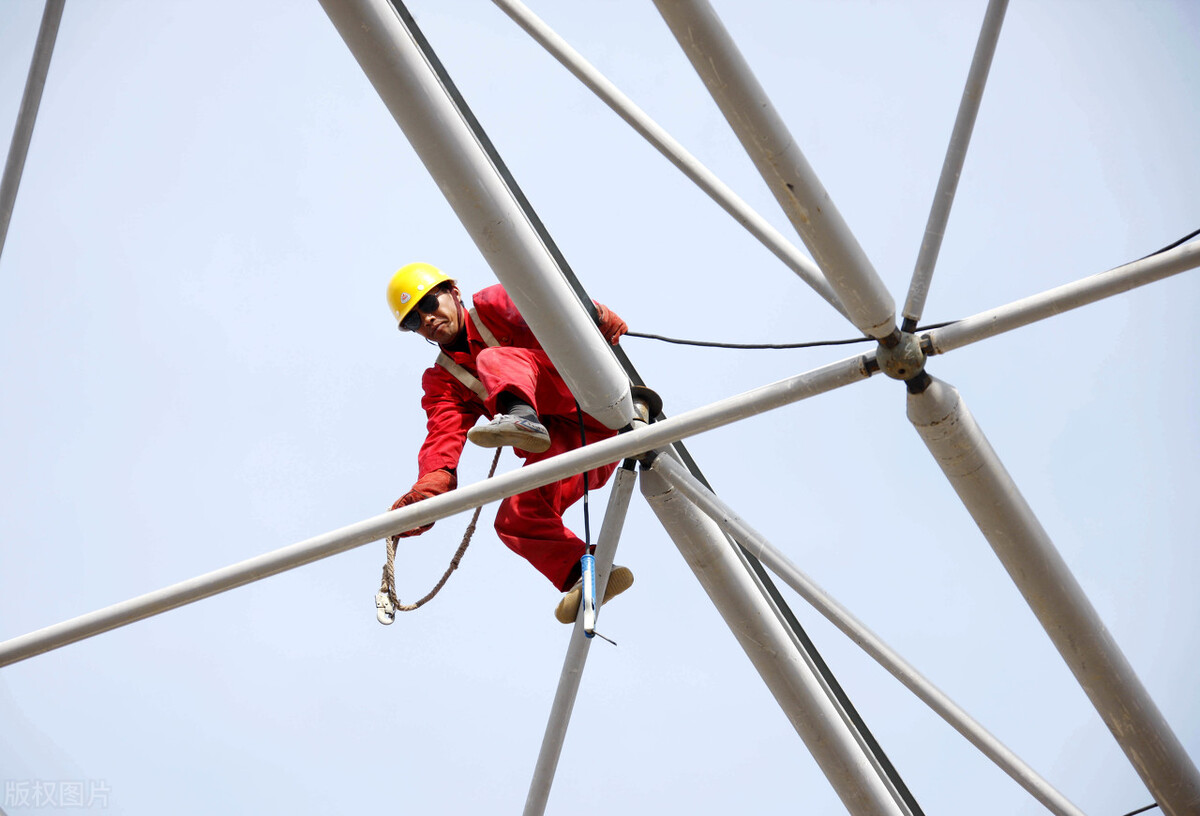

{"left": 467, "top": 425, "right": 552, "bottom": 453}
{"left": 555, "top": 566, "right": 634, "bottom": 624}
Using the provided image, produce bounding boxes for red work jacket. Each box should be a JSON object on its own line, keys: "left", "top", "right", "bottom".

{"left": 415, "top": 285, "right": 608, "bottom": 479}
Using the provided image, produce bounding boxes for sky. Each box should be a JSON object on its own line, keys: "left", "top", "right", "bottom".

{"left": 1, "top": 1, "right": 1197, "bottom": 814}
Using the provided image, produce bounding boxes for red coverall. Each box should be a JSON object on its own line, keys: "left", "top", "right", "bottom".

{"left": 416, "top": 285, "right": 619, "bottom": 591}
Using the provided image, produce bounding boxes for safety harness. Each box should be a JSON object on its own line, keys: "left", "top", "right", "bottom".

{"left": 433, "top": 307, "right": 500, "bottom": 400}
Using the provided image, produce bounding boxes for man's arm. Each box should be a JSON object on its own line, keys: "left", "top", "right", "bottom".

{"left": 593, "top": 301, "right": 627, "bottom": 345}
{"left": 390, "top": 367, "right": 486, "bottom": 537}
{"left": 473, "top": 284, "right": 627, "bottom": 348}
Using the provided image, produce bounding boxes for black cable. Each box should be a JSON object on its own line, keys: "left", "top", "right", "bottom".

{"left": 626, "top": 225, "right": 1199, "bottom": 353}
{"left": 575, "top": 401, "right": 591, "bottom": 551}
{"left": 624, "top": 330, "right": 874, "bottom": 349}
{"left": 1119, "top": 804, "right": 1159, "bottom": 816}
{"left": 624, "top": 320, "right": 957, "bottom": 351}
{"left": 1137, "top": 226, "right": 1200, "bottom": 261}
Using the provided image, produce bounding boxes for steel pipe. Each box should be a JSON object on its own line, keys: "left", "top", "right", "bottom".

{"left": 902, "top": 0, "right": 1008, "bottom": 331}
{"left": 491, "top": 0, "right": 847, "bottom": 320}
{"left": 924, "top": 240, "right": 1200, "bottom": 356}
{"left": 523, "top": 464, "right": 637, "bottom": 816}
{"left": 0, "top": 352, "right": 874, "bottom": 667}
{"left": 908, "top": 376, "right": 1200, "bottom": 816}
{"left": 0, "top": 0, "right": 66, "bottom": 263}
{"left": 651, "top": 454, "right": 1086, "bottom": 816}
{"left": 320, "top": 0, "right": 632, "bottom": 429}
{"left": 641, "top": 458, "right": 910, "bottom": 816}
{"left": 652, "top": 0, "right": 896, "bottom": 339}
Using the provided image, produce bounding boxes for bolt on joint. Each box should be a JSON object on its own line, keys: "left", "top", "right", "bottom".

{"left": 875, "top": 331, "right": 927, "bottom": 381}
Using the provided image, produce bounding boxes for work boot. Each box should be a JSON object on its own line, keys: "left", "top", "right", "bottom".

{"left": 554, "top": 565, "right": 635, "bottom": 624}
{"left": 467, "top": 414, "right": 552, "bottom": 453}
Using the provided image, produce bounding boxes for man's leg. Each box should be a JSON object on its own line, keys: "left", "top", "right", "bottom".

{"left": 494, "top": 417, "right": 617, "bottom": 589}
{"left": 495, "top": 478, "right": 589, "bottom": 590}
{"left": 495, "top": 418, "right": 632, "bottom": 622}
{"left": 467, "top": 347, "right": 556, "bottom": 452}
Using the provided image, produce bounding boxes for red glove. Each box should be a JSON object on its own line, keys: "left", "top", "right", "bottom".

{"left": 390, "top": 469, "right": 457, "bottom": 538}
{"left": 595, "top": 303, "right": 628, "bottom": 345}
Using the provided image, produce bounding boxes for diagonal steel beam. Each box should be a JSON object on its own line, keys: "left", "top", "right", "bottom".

{"left": 319, "top": 0, "right": 633, "bottom": 429}
{"left": 902, "top": 0, "right": 1008, "bottom": 331}
{"left": 0, "top": 0, "right": 66, "bottom": 264}
{"left": 908, "top": 376, "right": 1200, "bottom": 816}
{"left": 653, "top": 0, "right": 896, "bottom": 339}
{"left": 642, "top": 453, "right": 911, "bottom": 816}
{"left": 491, "top": 0, "right": 848, "bottom": 320}
{"left": 524, "top": 463, "right": 637, "bottom": 816}
{"left": 923, "top": 239, "right": 1200, "bottom": 356}
{"left": 650, "top": 453, "right": 1085, "bottom": 816}
{"left": 0, "top": 352, "right": 875, "bottom": 668}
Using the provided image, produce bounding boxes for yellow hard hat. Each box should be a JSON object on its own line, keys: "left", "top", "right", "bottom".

{"left": 387, "top": 262, "right": 454, "bottom": 327}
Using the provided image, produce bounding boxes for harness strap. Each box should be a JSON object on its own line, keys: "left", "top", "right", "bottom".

{"left": 435, "top": 353, "right": 488, "bottom": 402}
{"left": 469, "top": 306, "right": 500, "bottom": 347}
{"left": 434, "top": 307, "right": 499, "bottom": 403}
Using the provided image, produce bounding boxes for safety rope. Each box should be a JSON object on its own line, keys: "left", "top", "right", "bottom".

{"left": 379, "top": 448, "right": 502, "bottom": 613}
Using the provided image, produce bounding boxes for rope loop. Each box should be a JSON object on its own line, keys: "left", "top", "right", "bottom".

{"left": 379, "top": 448, "right": 502, "bottom": 615}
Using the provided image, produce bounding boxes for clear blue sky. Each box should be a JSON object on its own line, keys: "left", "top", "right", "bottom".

{"left": 1, "top": 1, "right": 1197, "bottom": 814}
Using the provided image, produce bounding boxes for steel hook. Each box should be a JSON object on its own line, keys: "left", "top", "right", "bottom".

{"left": 375, "top": 591, "right": 396, "bottom": 625}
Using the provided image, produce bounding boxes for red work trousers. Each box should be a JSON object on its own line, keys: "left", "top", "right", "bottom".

{"left": 476, "top": 346, "right": 619, "bottom": 591}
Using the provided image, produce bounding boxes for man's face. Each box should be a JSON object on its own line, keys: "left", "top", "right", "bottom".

{"left": 414, "top": 285, "right": 462, "bottom": 345}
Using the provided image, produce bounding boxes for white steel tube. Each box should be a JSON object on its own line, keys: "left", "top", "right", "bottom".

{"left": 524, "top": 464, "right": 637, "bottom": 816}
{"left": 925, "top": 240, "right": 1200, "bottom": 355}
{"left": 491, "top": 0, "right": 847, "bottom": 320}
{"left": 652, "top": 0, "right": 896, "bottom": 339}
{"left": 641, "top": 460, "right": 909, "bottom": 816}
{"left": 902, "top": 0, "right": 1008, "bottom": 330}
{"left": 908, "top": 377, "right": 1200, "bottom": 816}
{"left": 651, "top": 454, "right": 1086, "bottom": 816}
{"left": 319, "top": 0, "right": 632, "bottom": 429}
{"left": 0, "top": 353, "right": 874, "bottom": 667}
{"left": 0, "top": 0, "right": 66, "bottom": 262}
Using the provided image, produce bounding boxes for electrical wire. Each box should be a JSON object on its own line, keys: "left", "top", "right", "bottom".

{"left": 1119, "top": 804, "right": 1159, "bottom": 816}
{"left": 1138, "top": 226, "right": 1200, "bottom": 261}
{"left": 625, "top": 226, "right": 1198, "bottom": 352}
{"left": 574, "top": 401, "right": 591, "bottom": 551}
{"left": 625, "top": 320, "right": 957, "bottom": 350}
{"left": 623, "top": 331, "right": 875, "bottom": 349}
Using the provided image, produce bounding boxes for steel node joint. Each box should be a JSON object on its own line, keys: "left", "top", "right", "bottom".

{"left": 630, "top": 384, "right": 663, "bottom": 424}
{"left": 624, "top": 385, "right": 664, "bottom": 465}
{"left": 875, "top": 330, "right": 927, "bottom": 383}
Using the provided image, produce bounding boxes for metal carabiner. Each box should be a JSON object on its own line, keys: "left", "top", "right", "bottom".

{"left": 375, "top": 591, "right": 396, "bottom": 625}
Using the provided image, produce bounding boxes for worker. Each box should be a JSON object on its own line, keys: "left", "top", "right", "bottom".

{"left": 386, "top": 262, "right": 634, "bottom": 624}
